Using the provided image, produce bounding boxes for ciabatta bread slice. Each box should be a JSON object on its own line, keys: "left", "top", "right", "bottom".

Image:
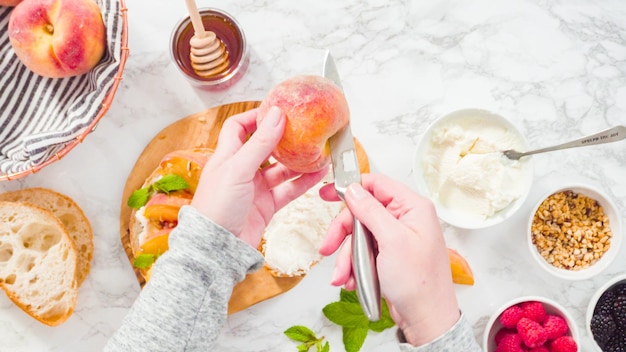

{"left": 0, "top": 201, "right": 78, "bottom": 326}
{"left": 127, "top": 148, "right": 214, "bottom": 283}
{"left": 0, "top": 188, "right": 93, "bottom": 286}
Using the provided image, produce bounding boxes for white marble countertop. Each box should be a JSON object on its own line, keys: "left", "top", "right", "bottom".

{"left": 1, "top": 0, "right": 625, "bottom": 351}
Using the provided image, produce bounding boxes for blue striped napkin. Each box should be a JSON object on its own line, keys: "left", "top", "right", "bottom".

{"left": 0, "top": 0, "right": 123, "bottom": 176}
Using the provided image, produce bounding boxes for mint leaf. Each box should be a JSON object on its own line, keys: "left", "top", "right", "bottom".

{"left": 340, "top": 288, "right": 359, "bottom": 304}
{"left": 127, "top": 187, "right": 151, "bottom": 209}
{"left": 319, "top": 341, "right": 330, "bottom": 352}
{"left": 343, "top": 326, "right": 368, "bottom": 352}
{"left": 153, "top": 174, "right": 189, "bottom": 194}
{"left": 284, "top": 325, "right": 317, "bottom": 343}
{"left": 285, "top": 325, "right": 328, "bottom": 352}
{"left": 368, "top": 299, "right": 395, "bottom": 332}
{"left": 323, "top": 301, "right": 369, "bottom": 327}
{"left": 133, "top": 253, "right": 157, "bottom": 269}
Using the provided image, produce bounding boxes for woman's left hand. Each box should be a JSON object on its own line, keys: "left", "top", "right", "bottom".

{"left": 191, "top": 106, "right": 329, "bottom": 248}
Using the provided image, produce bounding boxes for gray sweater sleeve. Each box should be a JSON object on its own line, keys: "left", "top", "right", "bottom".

{"left": 105, "top": 206, "right": 264, "bottom": 352}
{"left": 396, "top": 313, "right": 482, "bottom": 352}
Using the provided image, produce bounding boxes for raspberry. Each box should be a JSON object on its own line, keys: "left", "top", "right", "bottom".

{"left": 495, "top": 333, "right": 524, "bottom": 352}
{"left": 549, "top": 335, "right": 577, "bottom": 352}
{"left": 521, "top": 301, "right": 547, "bottom": 323}
{"left": 501, "top": 305, "right": 525, "bottom": 329}
{"left": 495, "top": 328, "right": 517, "bottom": 344}
{"left": 529, "top": 347, "right": 549, "bottom": 352}
{"left": 543, "top": 315, "right": 569, "bottom": 340}
{"left": 517, "top": 317, "right": 548, "bottom": 348}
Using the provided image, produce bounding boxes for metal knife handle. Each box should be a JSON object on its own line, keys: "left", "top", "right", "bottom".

{"left": 352, "top": 217, "right": 381, "bottom": 321}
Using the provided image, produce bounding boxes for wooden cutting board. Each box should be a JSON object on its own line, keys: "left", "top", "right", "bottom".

{"left": 119, "top": 101, "right": 303, "bottom": 315}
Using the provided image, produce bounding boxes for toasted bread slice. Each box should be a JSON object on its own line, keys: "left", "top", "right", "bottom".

{"left": 0, "top": 201, "right": 78, "bottom": 326}
{"left": 261, "top": 171, "right": 344, "bottom": 277}
{"left": 128, "top": 148, "right": 213, "bottom": 281}
{"left": 0, "top": 188, "right": 94, "bottom": 286}
{"left": 260, "top": 140, "right": 368, "bottom": 277}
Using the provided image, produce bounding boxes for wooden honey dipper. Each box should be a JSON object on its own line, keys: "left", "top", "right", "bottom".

{"left": 184, "top": 0, "right": 229, "bottom": 77}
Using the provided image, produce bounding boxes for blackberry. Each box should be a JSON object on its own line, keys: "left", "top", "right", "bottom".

{"left": 614, "top": 283, "right": 626, "bottom": 297}
{"left": 591, "top": 313, "right": 617, "bottom": 348}
{"left": 606, "top": 334, "right": 626, "bottom": 352}
{"left": 596, "top": 290, "right": 616, "bottom": 316}
{"left": 613, "top": 295, "right": 626, "bottom": 328}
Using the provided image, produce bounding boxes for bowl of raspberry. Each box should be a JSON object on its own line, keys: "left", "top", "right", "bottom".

{"left": 586, "top": 273, "right": 626, "bottom": 351}
{"left": 483, "top": 296, "right": 580, "bottom": 352}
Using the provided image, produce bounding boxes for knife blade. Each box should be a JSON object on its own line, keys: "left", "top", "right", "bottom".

{"left": 323, "top": 50, "right": 381, "bottom": 321}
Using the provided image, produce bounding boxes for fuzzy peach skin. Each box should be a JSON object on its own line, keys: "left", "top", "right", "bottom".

{"left": 0, "top": 0, "right": 22, "bottom": 6}
{"left": 8, "top": 0, "right": 106, "bottom": 78}
{"left": 257, "top": 75, "right": 350, "bottom": 173}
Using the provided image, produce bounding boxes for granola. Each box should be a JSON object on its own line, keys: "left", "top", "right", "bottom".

{"left": 531, "top": 190, "right": 612, "bottom": 270}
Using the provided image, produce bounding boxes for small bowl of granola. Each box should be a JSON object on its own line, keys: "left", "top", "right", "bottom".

{"left": 527, "top": 183, "right": 622, "bottom": 280}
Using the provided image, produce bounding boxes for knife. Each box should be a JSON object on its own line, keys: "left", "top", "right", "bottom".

{"left": 323, "top": 50, "right": 381, "bottom": 321}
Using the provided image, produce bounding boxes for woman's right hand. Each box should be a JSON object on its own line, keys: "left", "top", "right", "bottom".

{"left": 319, "top": 173, "right": 460, "bottom": 346}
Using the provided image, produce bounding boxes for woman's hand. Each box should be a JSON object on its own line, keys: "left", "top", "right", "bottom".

{"left": 191, "top": 106, "right": 328, "bottom": 248}
{"left": 319, "top": 173, "right": 460, "bottom": 346}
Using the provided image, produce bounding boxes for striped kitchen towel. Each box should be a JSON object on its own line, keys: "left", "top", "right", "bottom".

{"left": 0, "top": 0, "right": 124, "bottom": 176}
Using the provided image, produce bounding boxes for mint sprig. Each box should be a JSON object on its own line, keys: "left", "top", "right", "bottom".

{"left": 133, "top": 253, "right": 158, "bottom": 269}
{"left": 322, "top": 289, "right": 395, "bottom": 352}
{"left": 127, "top": 174, "right": 189, "bottom": 209}
{"left": 284, "top": 325, "right": 329, "bottom": 352}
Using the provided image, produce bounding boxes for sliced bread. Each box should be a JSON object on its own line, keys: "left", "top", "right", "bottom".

{"left": 0, "top": 188, "right": 93, "bottom": 286}
{"left": 0, "top": 201, "right": 78, "bottom": 326}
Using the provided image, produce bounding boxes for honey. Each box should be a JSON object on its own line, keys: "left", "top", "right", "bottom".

{"left": 170, "top": 8, "right": 248, "bottom": 89}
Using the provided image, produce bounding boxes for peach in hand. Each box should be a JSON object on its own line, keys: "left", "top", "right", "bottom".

{"left": 0, "top": 0, "right": 22, "bottom": 6}
{"left": 8, "top": 0, "right": 106, "bottom": 78}
{"left": 257, "top": 75, "right": 350, "bottom": 173}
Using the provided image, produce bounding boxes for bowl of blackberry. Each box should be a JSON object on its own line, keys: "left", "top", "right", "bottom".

{"left": 587, "top": 273, "right": 626, "bottom": 351}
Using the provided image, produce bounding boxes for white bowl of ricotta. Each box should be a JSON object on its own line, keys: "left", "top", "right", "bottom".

{"left": 414, "top": 108, "right": 534, "bottom": 229}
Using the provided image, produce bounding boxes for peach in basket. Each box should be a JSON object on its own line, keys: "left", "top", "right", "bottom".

{"left": 0, "top": 0, "right": 128, "bottom": 181}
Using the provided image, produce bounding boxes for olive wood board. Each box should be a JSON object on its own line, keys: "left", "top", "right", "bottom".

{"left": 119, "top": 101, "right": 303, "bottom": 315}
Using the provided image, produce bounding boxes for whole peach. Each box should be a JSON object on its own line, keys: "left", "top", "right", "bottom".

{"left": 8, "top": 0, "right": 106, "bottom": 78}
{"left": 257, "top": 75, "right": 350, "bottom": 173}
{"left": 0, "top": 0, "right": 22, "bottom": 6}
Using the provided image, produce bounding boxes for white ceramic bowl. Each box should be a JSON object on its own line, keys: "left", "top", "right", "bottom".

{"left": 413, "top": 108, "right": 534, "bottom": 229}
{"left": 527, "top": 183, "right": 622, "bottom": 280}
{"left": 483, "top": 296, "right": 580, "bottom": 351}
{"left": 586, "top": 273, "right": 626, "bottom": 351}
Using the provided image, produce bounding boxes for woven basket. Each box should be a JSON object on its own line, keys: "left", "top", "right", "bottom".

{"left": 0, "top": 0, "right": 130, "bottom": 181}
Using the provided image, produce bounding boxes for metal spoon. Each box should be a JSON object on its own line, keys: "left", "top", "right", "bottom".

{"left": 503, "top": 125, "right": 626, "bottom": 160}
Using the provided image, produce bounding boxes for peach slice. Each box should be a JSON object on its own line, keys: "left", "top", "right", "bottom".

{"left": 140, "top": 228, "right": 171, "bottom": 255}
{"left": 448, "top": 248, "right": 474, "bottom": 285}
{"left": 353, "top": 137, "right": 370, "bottom": 174}
{"left": 159, "top": 149, "right": 212, "bottom": 193}
{"left": 143, "top": 193, "right": 191, "bottom": 223}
